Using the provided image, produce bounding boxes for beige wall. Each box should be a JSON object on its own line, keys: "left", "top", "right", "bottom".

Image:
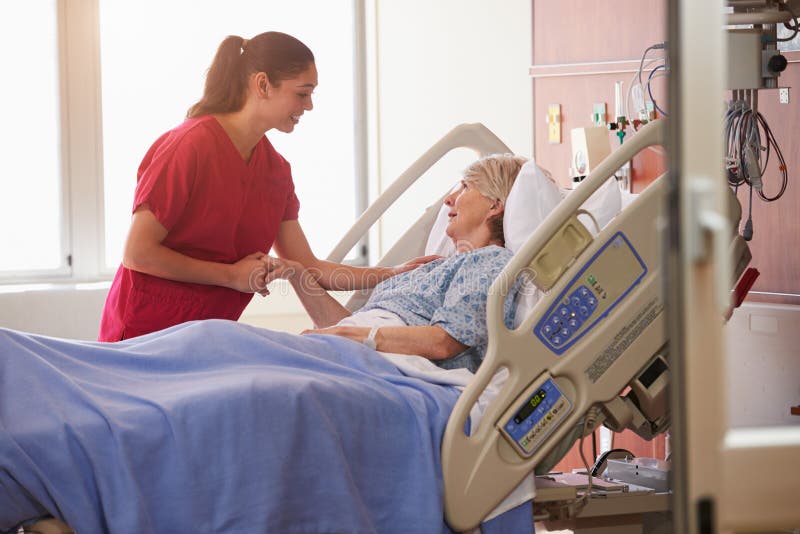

{"left": 0, "top": 282, "right": 313, "bottom": 340}
{"left": 724, "top": 303, "right": 800, "bottom": 427}
{"left": 0, "top": 285, "right": 108, "bottom": 340}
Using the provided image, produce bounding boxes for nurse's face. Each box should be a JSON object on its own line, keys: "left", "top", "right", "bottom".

{"left": 443, "top": 180, "right": 497, "bottom": 250}
{"left": 265, "top": 63, "right": 317, "bottom": 133}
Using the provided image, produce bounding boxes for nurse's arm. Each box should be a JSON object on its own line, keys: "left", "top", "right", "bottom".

{"left": 272, "top": 220, "right": 436, "bottom": 291}
{"left": 123, "top": 206, "right": 266, "bottom": 294}
{"left": 265, "top": 257, "right": 352, "bottom": 328}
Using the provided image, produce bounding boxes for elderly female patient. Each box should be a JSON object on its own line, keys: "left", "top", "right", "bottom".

{"left": 270, "top": 152, "right": 527, "bottom": 372}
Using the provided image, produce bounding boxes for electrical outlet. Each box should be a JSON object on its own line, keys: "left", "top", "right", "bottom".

{"left": 779, "top": 87, "right": 789, "bottom": 104}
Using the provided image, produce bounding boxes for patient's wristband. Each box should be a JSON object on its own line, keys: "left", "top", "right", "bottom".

{"left": 363, "top": 326, "right": 380, "bottom": 351}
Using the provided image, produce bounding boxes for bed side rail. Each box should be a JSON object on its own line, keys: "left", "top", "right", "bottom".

{"left": 326, "top": 123, "right": 511, "bottom": 264}
{"left": 441, "top": 120, "right": 670, "bottom": 531}
{"left": 326, "top": 123, "right": 511, "bottom": 311}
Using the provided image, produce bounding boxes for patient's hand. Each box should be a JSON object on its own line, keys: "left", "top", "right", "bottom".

{"left": 392, "top": 254, "right": 442, "bottom": 275}
{"left": 301, "top": 325, "right": 369, "bottom": 344}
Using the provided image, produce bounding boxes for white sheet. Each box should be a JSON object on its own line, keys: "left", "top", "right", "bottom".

{"left": 337, "top": 309, "right": 536, "bottom": 521}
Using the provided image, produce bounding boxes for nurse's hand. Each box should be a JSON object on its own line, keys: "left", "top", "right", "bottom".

{"left": 392, "top": 254, "right": 442, "bottom": 275}
{"left": 230, "top": 251, "right": 270, "bottom": 295}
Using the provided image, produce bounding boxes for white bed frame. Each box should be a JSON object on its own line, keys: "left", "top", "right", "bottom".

{"left": 325, "top": 123, "right": 513, "bottom": 311}
{"left": 321, "top": 120, "right": 674, "bottom": 530}
{"left": 325, "top": 120, "right": 749, "bottom": 531}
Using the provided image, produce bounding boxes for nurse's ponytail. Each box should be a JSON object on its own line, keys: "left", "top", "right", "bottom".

{"left": 187, "top": 32, "right": 314, "bottom": 118}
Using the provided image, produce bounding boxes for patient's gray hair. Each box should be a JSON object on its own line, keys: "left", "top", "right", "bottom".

{"left": 463, "top": 153, "right": 528, "bottom": 245}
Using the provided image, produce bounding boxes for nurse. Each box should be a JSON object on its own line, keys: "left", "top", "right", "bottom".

{"left": 99, "top": 32, "right": 429, "bottom": 341}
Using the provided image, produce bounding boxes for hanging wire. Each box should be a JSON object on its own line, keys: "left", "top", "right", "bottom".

{"left": 723, "top": 96, "right": 790, "bottom": 240}
{"left": 646, "top": 64, "right": 669, "bottom": 117}
{"left": 724, "top": 99, "right": 788, "bottom": 201}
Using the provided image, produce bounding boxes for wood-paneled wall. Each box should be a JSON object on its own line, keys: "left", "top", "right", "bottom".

{"left": 733, "top": 54, "right": 800, "bottom": 303}
{"left": 531, "top": 0, "right": 667, "bottom": 190}
{"left": 533, "top": 1, "right": 667, "bottom": 65}
{"left": 530, "top": 0, "right": 800, "bottom": 474}
{"left": 531, "top": 0, "right": 668, "bottom": 474}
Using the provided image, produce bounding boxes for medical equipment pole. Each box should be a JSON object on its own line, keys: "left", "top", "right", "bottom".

{"left": 671, "top": 1, "right": 800, "bottom": 531}
{"left": 667, "top": 0, "right": 732, "bottom": 530}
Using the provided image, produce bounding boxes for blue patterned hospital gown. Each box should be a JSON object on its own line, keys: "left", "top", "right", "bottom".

{"left": 359, "top": 245, "right": 520, "bottom": 372}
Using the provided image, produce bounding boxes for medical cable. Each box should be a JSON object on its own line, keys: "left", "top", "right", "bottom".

{"left": 627, "top": 57, "right": 668, "bottom": 129}
{"left": 743, "top": 186, "right": 754, "bottom": 241}
{"left": 636, "top": 42, "right": 667, "bottom": 89}
{"left": 724, "top": 99, "right": 788, "bottom": 201}
{"left": 624, "top": 57, "right": 668, "bottom": 159}
{"left": 646, "top": 65, "right": 668, "bottom": 117}
{"left": 576, "top": 406, "right": 602, "bottom": 508}
{"left": 769, "top": 1, "right": 800, "bottom": 42}
{"left": 626, "top": 57, "right": 660, "bottom": 121}
{"left": 723, "top": 97, "right": 789, "bottom": 240}
{"left": 537, "top": 406, "right": 603, "bottom": 520}
{"left": 576, "top": 208, "right": 601, "bottom": 234}
{"left": 627, "top": 44, "right": 669, "bottom": 162}
{"left": 638, "top": 43, "right": 668, "bottom": 120}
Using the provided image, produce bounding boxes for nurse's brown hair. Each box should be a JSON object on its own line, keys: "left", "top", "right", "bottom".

{"left": 187, "top": 31, "right": 314, "bottom": 118}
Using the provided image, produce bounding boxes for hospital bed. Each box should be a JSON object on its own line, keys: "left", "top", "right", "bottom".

{"left": 326, "top": 118, "right": 751, "bottom": 531}
{"left": 10, "top": 120, "right": 750, "bottom": 533}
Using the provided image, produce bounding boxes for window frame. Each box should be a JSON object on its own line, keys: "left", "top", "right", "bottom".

{"left": 0, "top": 0, "right": 368, "bottom": 285}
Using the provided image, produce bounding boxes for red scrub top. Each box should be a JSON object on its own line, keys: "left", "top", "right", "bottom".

{"left": 98, "top": 116, "right": 300, "bottom": 341}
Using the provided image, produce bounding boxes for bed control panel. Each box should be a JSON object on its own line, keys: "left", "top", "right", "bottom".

{"left": 498, "top": 377, "right": 573, "bottom": 458}
{"left": 539, "top": 285, "right": 598, "bottom": 347}
{"left": 534, "top": 232, "right": 647, "bottom": 355}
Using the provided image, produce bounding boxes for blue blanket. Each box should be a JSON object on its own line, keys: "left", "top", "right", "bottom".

{"left": 0, "top": 320, "right": 531, "bottom": 533}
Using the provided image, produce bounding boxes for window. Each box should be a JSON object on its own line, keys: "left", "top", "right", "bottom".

{"left": 0, "top": 1, "right": 65, "bottom": 275}
{"left": 100, "top": 0, "right": 360, "bottom": 269}
{"left": 1, "top": 1, "right": 362, "bottom": 283}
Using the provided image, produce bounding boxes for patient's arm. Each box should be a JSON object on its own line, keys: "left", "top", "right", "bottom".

{"left": 272, "top": 220, "right": 438, "bottom": 290}
{"left": 302, "top": 325, "right": 467, "bottom": 360}
{"left": 266, "top": 257, "right": 351, "bottom": 328}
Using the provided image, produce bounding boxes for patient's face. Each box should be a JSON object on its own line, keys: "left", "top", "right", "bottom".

{"left": 444, "top": 180, "right": 495, "bottom": 248}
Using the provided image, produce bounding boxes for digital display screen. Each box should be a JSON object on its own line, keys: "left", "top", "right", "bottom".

{"left": 513, "top": 389, "right": 547, "bottom": 424}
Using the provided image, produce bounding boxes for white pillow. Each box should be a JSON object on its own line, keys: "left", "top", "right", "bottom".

{"left": 621, "top": 190, "right": 638, "bottom": 209}
{"left": 422, "top": 159, "right": 623, "bottom": 328}
{"left": 573, "top": 176, "right": 623, "bottom": 235}
{"left": 502, "top": 160, "right": 563, "bottom": 253}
